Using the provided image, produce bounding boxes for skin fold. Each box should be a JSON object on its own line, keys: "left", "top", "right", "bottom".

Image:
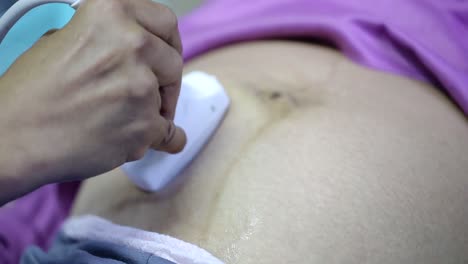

{"left": 72, "top": 41, "right": 468, "bottom": 264}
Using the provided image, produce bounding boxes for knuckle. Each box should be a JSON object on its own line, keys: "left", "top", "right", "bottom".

{"left": 126, "top": 31, "right": 150, "bottom": 52}
{"left": 128, "top": 68, "right": 157, "bottom": 98}
{"left": 127, "top": 84, "right": 151, "bottom": 99}
{"left": 139, "top": 67, "right": 158, "bottom": 87}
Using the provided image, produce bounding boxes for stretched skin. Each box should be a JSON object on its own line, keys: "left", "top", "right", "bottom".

{"left": 72, "top": 41, "right": 468, "bottom": 264}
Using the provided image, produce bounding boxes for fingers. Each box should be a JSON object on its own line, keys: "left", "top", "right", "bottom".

{"left": 78, "top": 0, "right": 186, "bottom": 156}
{"left": 122, "top": 0, "right": 182, "bottom": 54}
{"left": 141, "top": 33, "right": 182, "bottom": 119}
{"left": 125, "top": 85, "right": 186, "bottom": 159}
{"left": 142, "top": 34, "right": 182, "bottom": 87}
{"left": 113, "top": 0, "right": 184, "bottom": 120}
{"left": 136, "top": 82, "right": 186, "bottom": 155}
{"left": 119, "top": 7, "right": 185, "bottom": 154}
{"left": 159, "top": 82, "right": 181, "bottom": 120}
{"left": 137, "top": 34, "right": 184, "bottom": 151}
{"left": 151, "top": 117, "right": 187, "bottom": 154}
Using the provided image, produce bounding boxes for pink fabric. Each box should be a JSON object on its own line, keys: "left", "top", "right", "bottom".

{"left": 179, "top": 0, "right": 468, "bottom": 114}
{"left": 0, "top": 183, "right": 79, "bottom": 264}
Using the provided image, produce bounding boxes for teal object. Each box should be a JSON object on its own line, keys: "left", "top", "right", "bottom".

{"left": 0, "top": 4, "right": 74, "bottom": 75}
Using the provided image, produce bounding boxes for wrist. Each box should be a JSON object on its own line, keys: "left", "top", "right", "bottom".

{"left": 0, "top": 158, "right": 27, "bottom": 206}
{"left": 0, "top": 121, "right": 45, "bottom": 205}
{"left": 0, "top": 141, "right": 44, "bottom": 204}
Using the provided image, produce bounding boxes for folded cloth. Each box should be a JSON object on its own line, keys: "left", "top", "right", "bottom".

{"left": 61, "top": 215, "right": 224, "bottom": 264}
{"left": 21, "top": 232, "right": 175, "bottom": 264}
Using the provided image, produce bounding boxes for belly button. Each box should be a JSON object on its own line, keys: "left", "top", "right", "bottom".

{"left": 267, "top": 90, "right": 300, "bottom": 108}
{"left": 269, "top": 91, "right": 282, "bottom": 100}
{"left": 268, "top": 89, "right": 320, "bottom": 109}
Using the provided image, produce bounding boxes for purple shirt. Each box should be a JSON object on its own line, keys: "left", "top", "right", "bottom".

{"left": 2, "top": 0, "right": 468, "bottom": 263}
{"left": 180, "top": 0, "right": 468, "bottom": 114}
{"left": 0, "top": 183, "right": 79, "bottom": 264}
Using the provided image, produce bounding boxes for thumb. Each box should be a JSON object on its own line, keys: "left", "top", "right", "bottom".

{"left": 151, "top": 119, "right": 186, "bottom": 154}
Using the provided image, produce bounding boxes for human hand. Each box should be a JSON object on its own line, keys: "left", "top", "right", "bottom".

{"left": 0, "top": 0, "right": 186, "bottom": 193}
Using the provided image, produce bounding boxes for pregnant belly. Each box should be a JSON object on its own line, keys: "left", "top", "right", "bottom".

{"left": 73, "top": 41, "right": 468, "bottom": 264}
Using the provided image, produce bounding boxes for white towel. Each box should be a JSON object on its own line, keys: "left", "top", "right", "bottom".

{"left": 62, "top": 215, "right": 224, "bottom": 264}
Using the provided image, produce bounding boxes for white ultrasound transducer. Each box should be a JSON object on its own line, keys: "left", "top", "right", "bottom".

{"left": 122, "top": 71, "right": 230, "bottom": 192}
